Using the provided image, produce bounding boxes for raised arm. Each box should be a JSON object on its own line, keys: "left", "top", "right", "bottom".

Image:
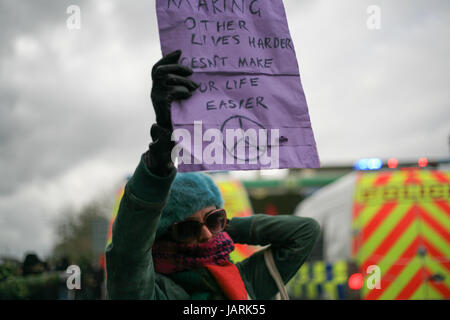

{"left": 105, "top": 51, "right": 198, "bottom": 299}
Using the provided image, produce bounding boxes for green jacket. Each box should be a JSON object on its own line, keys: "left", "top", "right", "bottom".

{"left": 105, "top": 156, "right": 320, "bottom": 300}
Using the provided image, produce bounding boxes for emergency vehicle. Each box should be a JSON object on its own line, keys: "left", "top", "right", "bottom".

{"left": 288, "top": 159, "right": 450, "bottom": 300}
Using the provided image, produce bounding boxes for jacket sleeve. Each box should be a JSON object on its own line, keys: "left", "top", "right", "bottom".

{"left": 226, "top": 214, "right": 320, "bottom": 299}
{"left": 105, "top": 154, "right": 176, "bottom": 299}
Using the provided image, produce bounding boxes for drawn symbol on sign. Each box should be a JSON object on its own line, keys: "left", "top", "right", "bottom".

{"left": 220, "top": 115, "right": 268, "bottom": 161}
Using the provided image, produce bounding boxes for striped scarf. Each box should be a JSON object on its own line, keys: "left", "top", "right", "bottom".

{"left": 152, "top": 232, "right": 235, "bottom": 275}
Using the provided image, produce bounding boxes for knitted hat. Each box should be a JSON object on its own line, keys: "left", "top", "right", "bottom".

{"left": 156, "top": 172, "right": 224, "bottom": 239}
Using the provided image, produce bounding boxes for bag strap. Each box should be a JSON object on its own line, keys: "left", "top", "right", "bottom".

{"left": 263, "top": 248, "right": 290, "bottom": 300}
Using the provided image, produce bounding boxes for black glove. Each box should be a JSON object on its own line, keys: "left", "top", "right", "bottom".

{"left": 150, "top": 50, "right": 199, "bottom": 131}
{"left": 145, "top": 50, "right": 199, "bottom": 176}
{"left": 144, "top": 123, "right": 175, "bottom": 177}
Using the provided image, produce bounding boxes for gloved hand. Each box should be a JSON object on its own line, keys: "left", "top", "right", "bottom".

{"left": 150, "top": 50, "right": 199, "bottom": 131}
{"left": 145, "top": 50, "right": 199, "bottom": 176}
{"left": 145, "top": 123, "right": 176, "bottom": 177}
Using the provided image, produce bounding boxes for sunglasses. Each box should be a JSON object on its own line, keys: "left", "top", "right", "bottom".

{"left": 170, "top": 208, "right": 227, "bottom": 243}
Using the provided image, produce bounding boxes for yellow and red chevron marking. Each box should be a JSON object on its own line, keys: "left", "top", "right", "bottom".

{"left": 352, "top": 169, "right": 450, "bottom": 300}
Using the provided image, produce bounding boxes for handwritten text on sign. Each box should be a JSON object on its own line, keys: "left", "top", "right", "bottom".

{"left": 156, "top": 0, "right": 320, "bottom": 171}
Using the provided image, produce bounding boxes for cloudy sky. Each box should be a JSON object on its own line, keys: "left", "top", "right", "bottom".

{"left": 1, "top": 0, "right": 449, "bottom": 259}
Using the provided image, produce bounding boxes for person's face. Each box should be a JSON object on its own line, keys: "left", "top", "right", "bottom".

{"left": 184, "top": 206, "right": 216, "bottom": 244}
{"left": 171, "top": 206, "right": 226, "bottom": 244}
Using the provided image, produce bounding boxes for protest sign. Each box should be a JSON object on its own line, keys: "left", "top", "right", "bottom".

{"left": 155, "top": 0, "right": 320, "bottom": 171}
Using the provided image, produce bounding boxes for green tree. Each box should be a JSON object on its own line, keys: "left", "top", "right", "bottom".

{"left": 51, "top": 199, "right": 109, "bottom": 266}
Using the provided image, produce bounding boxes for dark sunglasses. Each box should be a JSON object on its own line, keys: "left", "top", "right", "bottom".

{"left": 170, "top": 208, "right": 227, "bottom": 243}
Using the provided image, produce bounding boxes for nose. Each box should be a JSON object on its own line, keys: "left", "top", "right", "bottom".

{"left": 198, "top": 224, "right": 213, "bottom": 243}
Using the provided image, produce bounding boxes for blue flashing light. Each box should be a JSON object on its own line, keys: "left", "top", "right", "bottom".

{"left": 355, "top": 158, "right": 383, "bottom": 170}
{"left": 355, "top": 159, "right": 368, "bottom": 170}
{"left": 368, "top": 158, "right": 383, "bottom": 170}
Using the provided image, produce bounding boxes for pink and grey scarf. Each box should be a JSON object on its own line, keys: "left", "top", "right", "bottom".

{"left": 152, "top": 232, "right": 235, "bottom": 275}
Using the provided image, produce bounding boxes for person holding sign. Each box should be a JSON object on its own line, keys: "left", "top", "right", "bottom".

{"left": 105, "top": 50, "right": 320, "bottom": 300}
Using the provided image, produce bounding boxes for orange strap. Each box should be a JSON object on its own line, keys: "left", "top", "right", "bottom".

{"left": 205, "top": 261, "right": 248, "bottom": 300}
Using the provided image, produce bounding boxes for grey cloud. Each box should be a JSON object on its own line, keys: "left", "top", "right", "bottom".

{"left": 0, "top": 0, "right": 161, "bottom": 195}
{"left": 284, "top": 0, "right": 450, "bottom": 163}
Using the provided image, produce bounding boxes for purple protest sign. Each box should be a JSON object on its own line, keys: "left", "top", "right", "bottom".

{"left": 155, "top": 0, "right": 320, "bottom": 171}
